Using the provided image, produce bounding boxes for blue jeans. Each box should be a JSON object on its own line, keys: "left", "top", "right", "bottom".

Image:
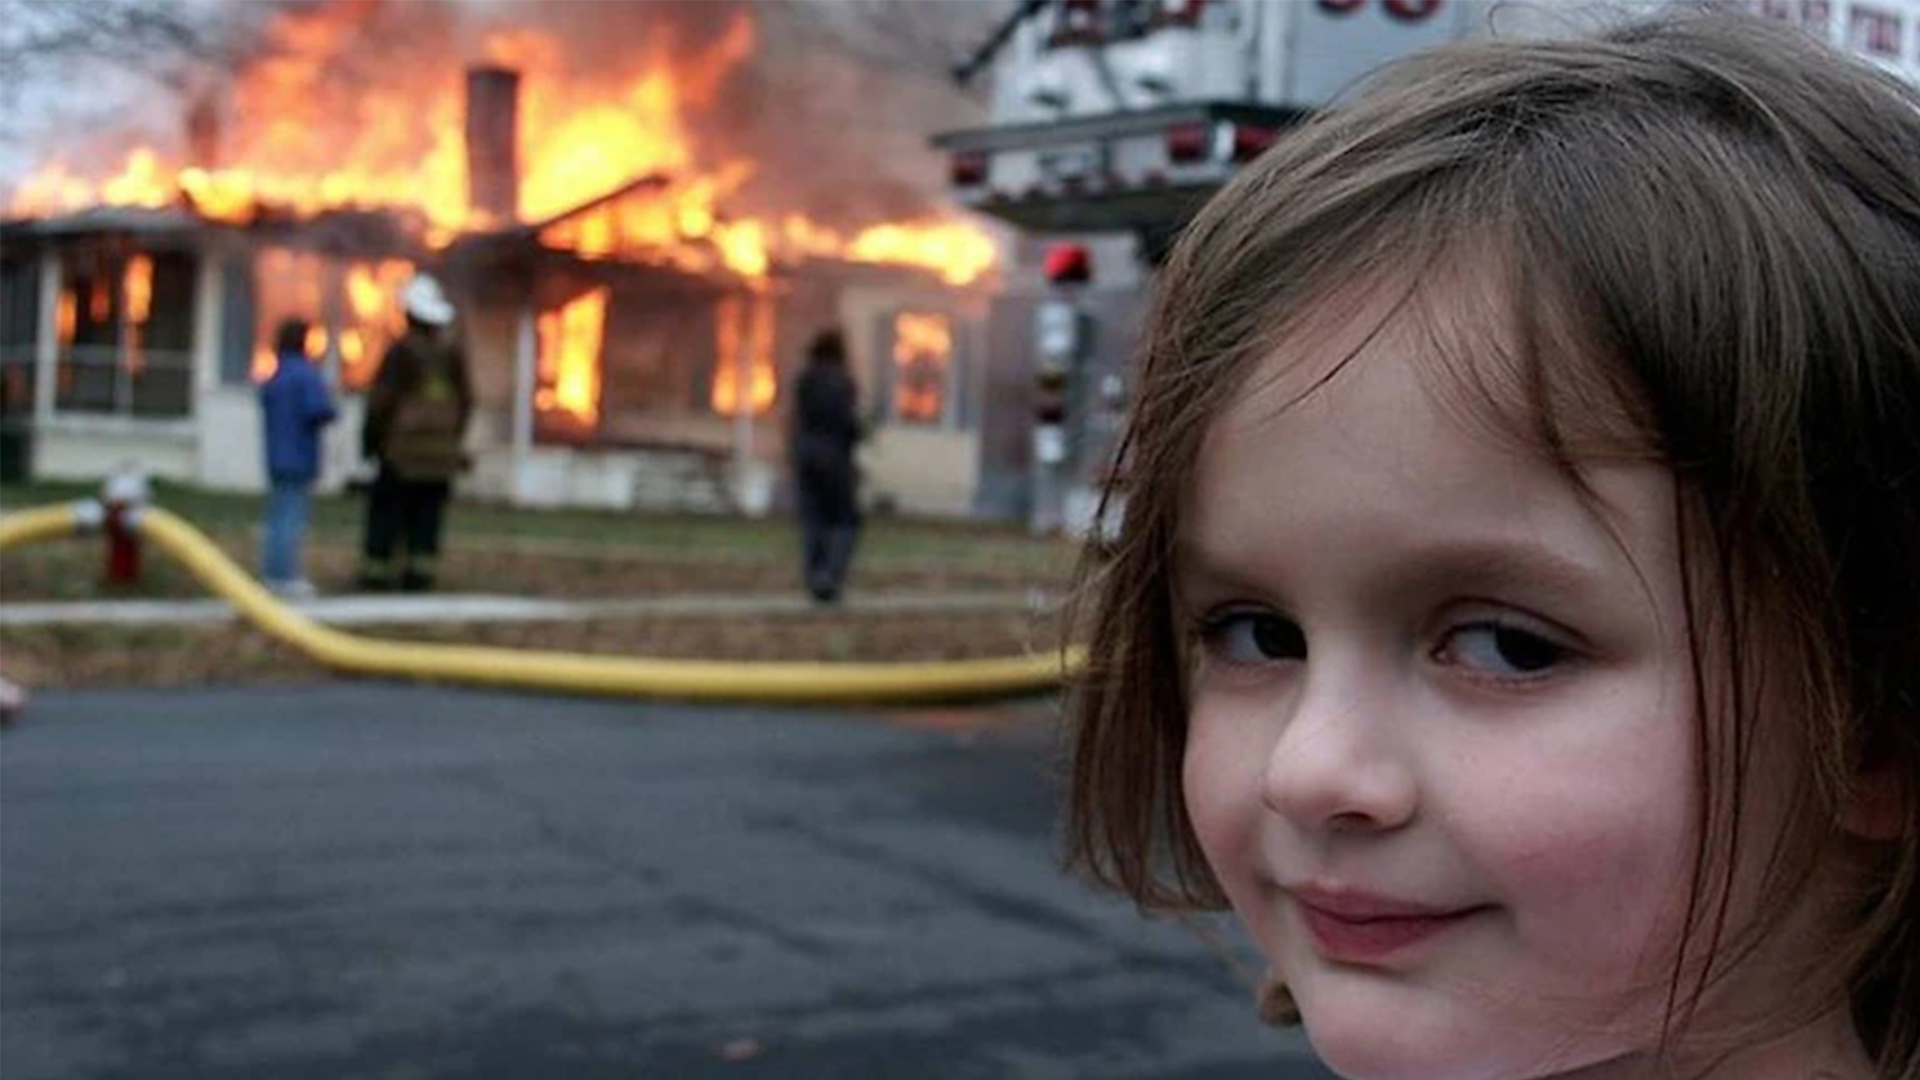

{"left": 261, "top": 478, "right": 313, "bottom": 583}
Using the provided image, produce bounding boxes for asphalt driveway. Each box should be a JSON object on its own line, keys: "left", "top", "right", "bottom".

{"left": 0, "top": 684, "right": 1333, "bottom": 1079}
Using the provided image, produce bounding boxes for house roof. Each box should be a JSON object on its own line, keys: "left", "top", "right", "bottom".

{"left": 0, "top": 204, "right": 209, "bottom": 237}
{"left": 442, "top": 172, "right": 753, "bottom": 292}
{"left": 0, "top": 173, "right": 952, "bottom": 293}
{"left": 524, "top": 173, "right": 673, "bottom": 234}
{"left": 0, "top": 173, "right": 672, "bottom": 248}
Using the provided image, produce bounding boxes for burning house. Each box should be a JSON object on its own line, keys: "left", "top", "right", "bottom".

{"left": 0, "top": 1, "right": 1010, "bottom": 517}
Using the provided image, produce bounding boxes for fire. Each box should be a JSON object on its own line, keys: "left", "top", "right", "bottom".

{"left": 56, "top": 290, "right": 76, "bottom": 347}
{"left": 857, "top": 223, "right": 998, "bottom": 287}
{"left": 711, "top": 291, "right": 777, "bottom": 417}
{"left": 101, "top": 151, "right": 173, "bottom": 211}
{"left": 6, "top": 4, "right": 997, "bottom": 285}
{"left": 341, "top": 260, "right": 412, "bottom": 387}
{"left": 88, "top": 279, "right": 111, "bottom": 324}
{"left": 892, "top": 312, "right": 953, "bottom": 423}
{"left": 124, "top": 256, "right": 154, "bottom": 324}
{"left": 536, "top": 287, "right": 608, "bottom": 427}
{"left": 8, "top": 1, "right": 1001, "bottom": 442}
{"left": 249, "top": 248, "right": 411, "bottom": 385}
{"left": 124, "top": 255, "right": 153, "bottom": 374}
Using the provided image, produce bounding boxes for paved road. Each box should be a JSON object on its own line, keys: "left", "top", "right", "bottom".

{"left": 1, "top": 684, "right": 1335, "bottom": 1080}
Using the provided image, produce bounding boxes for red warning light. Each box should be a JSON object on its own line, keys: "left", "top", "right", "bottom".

{"left": 1043, "top": 243, "right": 1093, "bottom": 285}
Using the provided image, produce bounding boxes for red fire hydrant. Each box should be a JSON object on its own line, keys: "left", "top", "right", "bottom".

{"left": 101, "top": 465, "right": 150, "bottom": 587}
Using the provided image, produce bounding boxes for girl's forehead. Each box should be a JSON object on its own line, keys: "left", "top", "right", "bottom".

{"left": 1214, "top": 257, "right": 1655, "bottom": 470}
{"left": 1184, "top": 285, "right": 1686, "bottom": 642}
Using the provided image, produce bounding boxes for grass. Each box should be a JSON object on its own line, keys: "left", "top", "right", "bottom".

{"left": 1, "top": 478, "right": 1075, "bottom": 567}
{"left": 0, "top": 478, "right": 1082, "bottom": 685}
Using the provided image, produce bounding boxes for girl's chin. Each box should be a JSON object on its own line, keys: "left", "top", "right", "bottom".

{"left": 1293, "top": 986, "right": 1510, "bottom": 1080}
{"left": 1304, "top": 1025, "right": 1461, "bottom": 1080}
{"left": 1301, "top": 999, "right": 1630, "bottom": 1080}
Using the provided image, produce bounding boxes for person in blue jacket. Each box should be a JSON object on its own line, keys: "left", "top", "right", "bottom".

{"left": 258, "top": 317, "right": 337, "bottom": 596}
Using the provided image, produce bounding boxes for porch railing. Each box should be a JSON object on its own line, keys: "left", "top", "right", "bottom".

{"left": 53, "top": 345, "right": 193, "bottom": 419}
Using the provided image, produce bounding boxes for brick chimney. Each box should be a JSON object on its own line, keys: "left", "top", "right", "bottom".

{"left": 465, "top": 65, "right": 521, "bottom": 225}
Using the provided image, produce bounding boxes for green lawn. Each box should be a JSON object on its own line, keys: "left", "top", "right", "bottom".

{"left": 0, "top": 478, "right": 1075, "bottom": 568}
{"left": 0, "top": 478, "right": 1079, "bottom": 683}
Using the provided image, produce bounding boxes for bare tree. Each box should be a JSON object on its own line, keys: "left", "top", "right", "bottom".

{"left": 0, "top": 0, "right": 278, "bottom": 143}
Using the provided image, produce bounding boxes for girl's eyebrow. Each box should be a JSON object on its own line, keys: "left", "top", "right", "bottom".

{"left": 1382, "top": 538, "right": 1613, "bottom": 600}
{"left": 1174, "top": 534, "right": 1616, "bottom": 607}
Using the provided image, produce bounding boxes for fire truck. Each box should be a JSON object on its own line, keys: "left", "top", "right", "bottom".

{"left": 933, "top": 0, "right": 1486, "bottom": 532}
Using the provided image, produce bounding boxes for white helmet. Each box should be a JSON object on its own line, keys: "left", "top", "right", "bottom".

{"left": 402, "top": 273, "right": 456, "bottom": 327}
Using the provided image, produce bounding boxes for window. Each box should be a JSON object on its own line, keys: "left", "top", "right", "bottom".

{"left": 217, "top": 256, "right": 256, "bottom": 386}
{"left": 240, "top": 248, "right": 412, "bottom": 391}
{"left": 708, "top": 291, "right": 776, "bottom": 421}
{"left": 535, "top": 285, "right": 608, "bottom": 443}
{"left": 53, "top": 248, "right": 196, "bottom": 418}
{"left": 888, "top": 310, "right": 956, "bottom": 427}
{"left": 1, "top": 255, "right": 38, "bottom": 418}
{"left": 525, "top": 278, "right": 766, "bottom": 451}
{"left": 1804, "top": 0, "right": 1833, "bottom": 35}
{"left": 1848, "top": 4, "right": 1902, "bottom": 57}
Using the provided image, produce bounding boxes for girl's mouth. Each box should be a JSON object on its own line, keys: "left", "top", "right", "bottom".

{"left": 1287, "top": 887, "right": 1488, "bottom": 964}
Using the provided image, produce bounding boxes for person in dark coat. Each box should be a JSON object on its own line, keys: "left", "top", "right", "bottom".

{"left": 355, "top": 273, "right": 472, "bottom": 593}
{"left": 258, "top": 317, "right": 337, "bottom": 596}
{"left": 788, "top": 329, "right": 863, "bottom": 603}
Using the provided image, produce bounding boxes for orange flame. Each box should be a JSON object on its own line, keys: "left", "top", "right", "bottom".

{"left": 56, "top": 290, "right": 76, "bottom": 346}
{"left": 124, "top": 255, "right": 153, "bottom": 374}
{"left": 536, "top": 287, "right": 608, "bottom": 426}
{"left": 850, "top": 222, "right": 999, "bottom": 287}
{"left": 11, "top": 2, "right": 997, "bottom": 430}
{"left": 249, "top": 249, "right": 411, "bottom": 385}
{"left": 711, "top": 290, "right": 776, "bottom": 417}
{"left": 125, "top": 256, "right": 153, "bottom": 325}
{"left": 7, "top": 4, "right": 998, "bottom": 291}
{"left": 892, "top": 311, "right": 952, "bottom": 423}
{"left": 342, "top": 260, "right": 412, "bottom": 387}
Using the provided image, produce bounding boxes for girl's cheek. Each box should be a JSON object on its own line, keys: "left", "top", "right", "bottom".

{"left": 1183, "top": 716, "right": 1276, "bottom": 925}
{"left": 1181, "top": 733, "right": 1241, "bottom": 870}
{"left": 1476, "top": 781, "right": 1699, "bottom": 981}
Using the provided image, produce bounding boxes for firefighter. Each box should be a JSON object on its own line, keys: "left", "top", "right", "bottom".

{"left": 355, "top": 273, "right": 472, "bottom": 593}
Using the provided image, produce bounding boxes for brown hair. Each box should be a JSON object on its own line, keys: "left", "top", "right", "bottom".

{"left": 1064, "top": 10, "right": 1918, "bottom": 1075}
{"left": 807, "top": 328, "right": 848, "bottom": 368}
{"left": 273, "top": 317, "right": 311, "bottom": 358}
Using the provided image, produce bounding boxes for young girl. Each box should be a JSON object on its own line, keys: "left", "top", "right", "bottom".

{"left": 1065, "top": 12, "right": 1916, "bottom": 1080}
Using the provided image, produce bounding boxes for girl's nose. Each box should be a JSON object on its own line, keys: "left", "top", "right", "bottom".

{"left": 1261, "top": 670, "right": 1418, "bottom": 834}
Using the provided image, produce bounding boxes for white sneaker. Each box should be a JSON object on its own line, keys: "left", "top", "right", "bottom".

{"left": 0, "top": 676, "right": 25, "bottom": 724}
{"left": 268, "top": 579, "right": 319, "bottom": 599}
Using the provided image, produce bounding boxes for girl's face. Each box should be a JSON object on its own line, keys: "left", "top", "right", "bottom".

{"left": 1177, "top": 292, "right": 1755, "bottom": 1080}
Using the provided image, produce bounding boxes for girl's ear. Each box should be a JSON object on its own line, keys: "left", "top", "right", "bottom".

{"left": 1842, "top": 762, "right": 1909, "bottom": 842}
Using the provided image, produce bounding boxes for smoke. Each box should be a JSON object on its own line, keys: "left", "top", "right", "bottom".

{"left": 3, "top": 0, "right": 1007, "bottom": 235}
{"left": 709, "top": 2, "right": 996, "bottom": 229}
{"left": 232, "top": 0, "right": 994, "bottom": 229}
{"left": 471, "top": 0, "right": 1001, "bottom": 229}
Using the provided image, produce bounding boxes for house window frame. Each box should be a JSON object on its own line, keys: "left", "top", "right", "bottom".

{"left": 1848, "top": 3, "right": 1904, "bottom": 57}
{"left": 882, "top": 308, "right": 965, "bottom": 431}
{"left": 0, "top": 253, "right": 40, "bottom": 420}
{"left": 50, "top": 244, "right": 198, "bottom": 421}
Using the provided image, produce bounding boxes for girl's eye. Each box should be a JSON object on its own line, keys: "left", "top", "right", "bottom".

{"left": 1437, "top": 622, "right": 1572, "bottom": 680}
{"left": 1201, "top": 611, "right": 1306, "bottom": 665}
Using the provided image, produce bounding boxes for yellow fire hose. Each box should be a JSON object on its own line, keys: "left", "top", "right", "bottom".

{"left": 0, "top": 502, "right": 1084, "bottom": 704}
